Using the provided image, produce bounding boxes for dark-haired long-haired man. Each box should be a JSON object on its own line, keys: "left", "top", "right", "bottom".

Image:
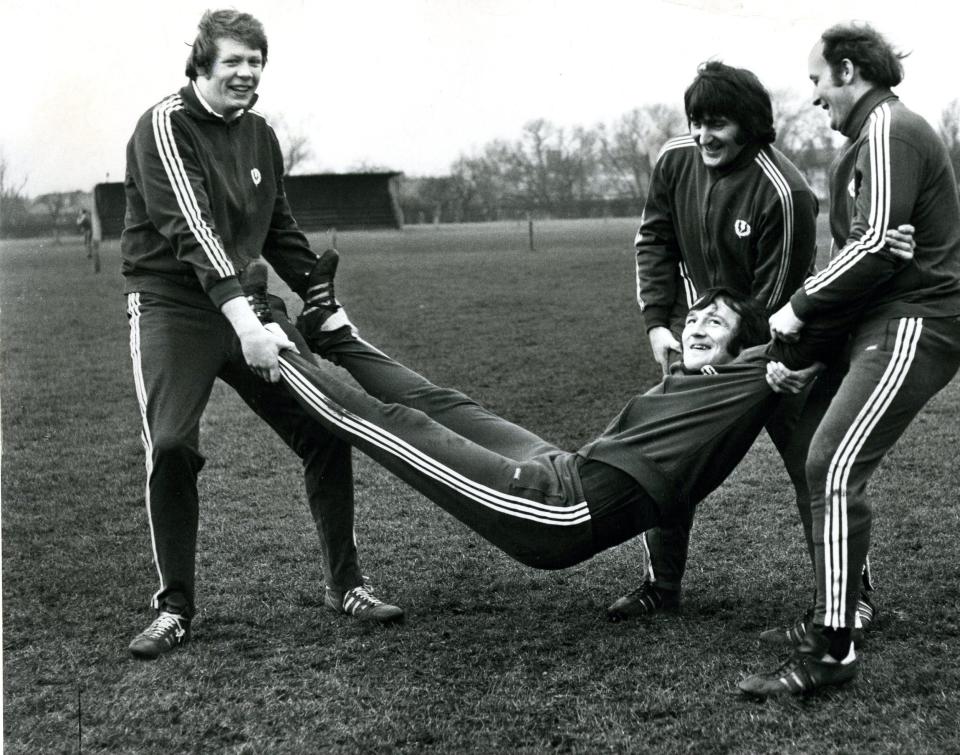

{"left": 121, "top": 9, "right": 403, "bottom": 660}
{"left": 619, "top": 61, "right": 830, "bottom": 624}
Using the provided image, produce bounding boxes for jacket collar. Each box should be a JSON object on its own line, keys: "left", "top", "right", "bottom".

{"left": 179, "top": 80, "right": 259, "bottom": 123}
{"left": 710, "top": 141, "right": 764, "bottom": 177}
{"left": 840, "top": 87, "right": 898, "bottom": 139}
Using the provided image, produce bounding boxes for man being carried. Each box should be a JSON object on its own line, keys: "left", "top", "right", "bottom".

{"left": 244, "top": 238, "right": 910, "bottom": 592}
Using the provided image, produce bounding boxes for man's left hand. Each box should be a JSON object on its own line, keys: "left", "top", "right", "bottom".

{"left": 885, "top": 223, "right": 916, "bottom": 261}
{"left": 769, "top": 302, "right": 804, "bottom": 343}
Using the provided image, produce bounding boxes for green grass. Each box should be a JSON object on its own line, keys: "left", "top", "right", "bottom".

{"left": 3, "top": 221, "right": 960, "bottom": 753}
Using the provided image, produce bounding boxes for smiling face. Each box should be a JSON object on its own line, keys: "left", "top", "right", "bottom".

{"left": 681, "top": 299, "right": 742, "bottom": 371}
{"left": 808, "top": 41, "right": 856, "bottom": 132}
{"left": 689, "top": 115, "right": 745, "bottom": 170}
{"left": 195, "top": 37, "right": 263, "bottom": 119}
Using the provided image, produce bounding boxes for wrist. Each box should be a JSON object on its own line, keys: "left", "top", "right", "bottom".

{"left": 642, "top": 305, "right": 670, "bottom": 332}
{"left": 221, "top": 296, "right": 264, "bottom": 338}
{"left": 789, "top": 290, "right": 812, "bottom": 321}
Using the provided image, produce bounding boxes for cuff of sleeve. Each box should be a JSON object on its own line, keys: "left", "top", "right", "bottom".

{"left": 208, "top": 277, "right": 244, "bottom": 310}
{"left": 642, "top": 306, "right": 670, "bottom": 332}
{"left": 790, "top": 289, "right": 815, "bottom": 321}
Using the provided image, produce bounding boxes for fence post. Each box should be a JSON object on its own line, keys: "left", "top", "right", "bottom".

{"left": 527, "top": 213, "right": 534, "bottom": 252}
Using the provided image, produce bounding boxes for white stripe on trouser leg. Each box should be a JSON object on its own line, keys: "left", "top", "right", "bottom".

{"left": 862, "top": 555, "right": 873, "bottom": 592}
{"left": 127, "top": 293, "right": 165, "bottom": 606}
{"left": 278, "top": 354, "right": 591, "bottom": 526}
{"left": 641, "top": 531, "right": 655, "bottom": 583}
{"left": 823, "top": 318, "right": 921, "bottom": 627}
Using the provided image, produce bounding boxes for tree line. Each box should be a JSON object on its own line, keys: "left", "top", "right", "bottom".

{"left": 0, "top": 154, "right": 92, "bottom": 240}
{"left": 397, "top": 93, "right": 960, "bottom": 225}
{"left": 3, "top": 95, "right": 960, "bottom": 238}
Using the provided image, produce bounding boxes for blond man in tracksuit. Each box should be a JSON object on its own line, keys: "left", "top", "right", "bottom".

{"left": 740, "top": 22, "right": 960, "bottom": 697}
{"left": 121, "top": 10, "right": 401, "bottom": 660}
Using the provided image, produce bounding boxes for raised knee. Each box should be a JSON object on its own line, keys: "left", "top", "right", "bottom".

{"left": 151, "top": 435, "right": 204, "bottom": 472}
{"left": 805, "top": 447, "right": 834, "bottom": 487}
{"left": 152, "top": 434, "right": 190, "bottom": 455}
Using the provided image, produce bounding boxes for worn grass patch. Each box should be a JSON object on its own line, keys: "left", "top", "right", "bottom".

{"left": 3, "top": 221, "right": 959, "bottom": 753}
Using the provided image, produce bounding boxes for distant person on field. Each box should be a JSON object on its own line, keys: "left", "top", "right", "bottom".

{"left": 739, "top": 21, "right": 960, "bottom": 698}
{"left": 77, "top": 209, "right": 93, "bottom": 257}
{"left": 120, "top": 8, "right": 402, "bottom": 661}
{"left": 624, "top": 61, "right": 885, "bottom": 633}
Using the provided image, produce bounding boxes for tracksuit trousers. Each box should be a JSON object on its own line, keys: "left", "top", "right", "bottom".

{"left": 277, "top": 337, "right": 661, "bottom": 569}
{"left": 126, "top": 293, "right": 363, "bottom": 617}
{"left": 808, "top": 314, "right": 960, "bottom": 629}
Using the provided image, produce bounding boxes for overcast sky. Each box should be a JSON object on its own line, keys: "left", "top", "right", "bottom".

{"left": 5, "top": 0, "right": 958, "bottom": 196}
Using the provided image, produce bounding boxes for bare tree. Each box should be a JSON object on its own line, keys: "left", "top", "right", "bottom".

{"left": 772, "top": 89, "right": 837, "bottom": 195}
{"left": 0, "top": 152, "right": 28, "bottom": 199}
{"left": 449, "top": 142, "right": 514, "bottom": 221}
{"left": 510, "top": 119, "right": 554, "bottom": 210}
{"left": 503, "top": 119, "right": 604, "bottom": 216}
{"left": 347, "top": 160, "right": 396, "bottom": 173}
{"left": 939, "top": 99, "right": 960, "bottom": 190}
{"left": 398, "top": 175, "right": 457, "bottom": 223}
{"left": 35, "top": 192, "right": 71, "bottom": 242}
{"left": 418, "top": 176, "right": 454, "bottom": 223}
{"left": 597, "top": 104, "right": 686, "bottom": 202}
{"left": 447, "top": 108, "right": 684, "bottom": 219}
{"left": 268, "top": 114, "right": 315, "bottom": 175}
{"left": 0, "top": 150, "right": 30, "bottom": 237}
{"left": 283, "top": 133, "right": 313, "bottom": 175}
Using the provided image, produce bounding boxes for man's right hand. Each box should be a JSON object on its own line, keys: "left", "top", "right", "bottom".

{"left": 221, "top": 295, "right": 295, "bottom": 382}
{"left": 648, "top": 326, "right": 681, "bottom": 376}
{"left": 238, "top": 327, "right": 296, "bottom": 383}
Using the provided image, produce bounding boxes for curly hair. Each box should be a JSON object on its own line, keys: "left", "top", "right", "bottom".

{"left": 684, "top": 61, "right": 776, "bottom": 146}
{"left": 185, "top": 9, "right": 268, "bottom": 80}
{"left": 820, "top": 22, "right": 906, "bottom": 88}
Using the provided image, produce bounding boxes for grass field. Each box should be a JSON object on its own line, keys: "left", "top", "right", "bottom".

{"left": 3, "top": 220, "right": 960, "bottom": 753}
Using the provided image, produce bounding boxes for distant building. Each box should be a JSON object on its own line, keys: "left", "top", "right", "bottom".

{"left": 93, "top": 172, "right": 404, "bottom": 240}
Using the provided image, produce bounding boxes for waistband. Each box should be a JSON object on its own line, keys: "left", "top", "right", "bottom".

{"left": 578, "top": 459, "right": 660, "bottom": 552}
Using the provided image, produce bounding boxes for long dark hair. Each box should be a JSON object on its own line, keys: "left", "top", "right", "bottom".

{"left": 684, "top": 61, "right": 776, "bottom": 146}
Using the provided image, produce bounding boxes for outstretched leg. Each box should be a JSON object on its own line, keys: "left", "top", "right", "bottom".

{"left": 318, "top": 333, "right": 559, "bottom": 461}
{"left": 278, "top": 349, "right": 598, "bottom": 569}
{"left": 296, "top": 248, "right": 558, "bottom": 461}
